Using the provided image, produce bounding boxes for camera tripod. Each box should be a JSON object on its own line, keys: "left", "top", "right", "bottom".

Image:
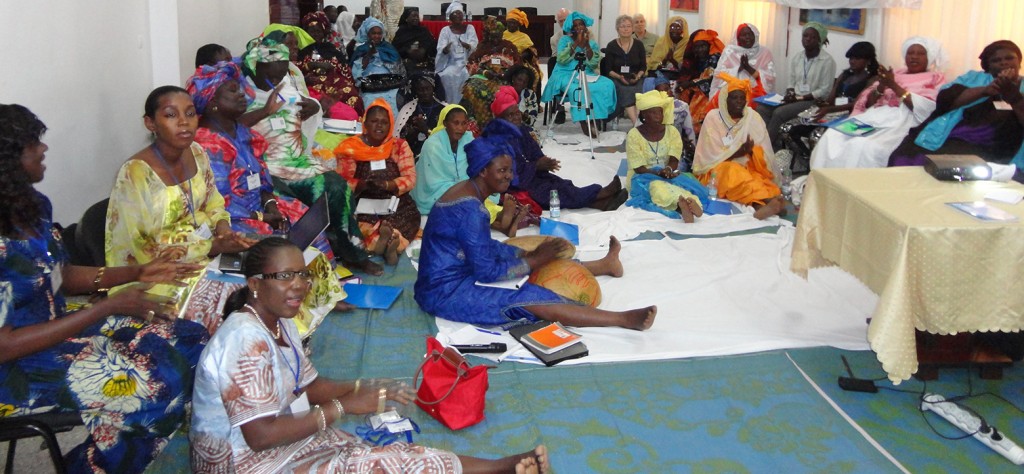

{"left": 543, "top": 52, "right": 598, "bottom": 160}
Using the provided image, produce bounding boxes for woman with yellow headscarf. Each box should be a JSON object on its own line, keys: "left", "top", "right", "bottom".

{"left": 504, "top": 8, "right": 543, "bottom": 96}
{"left": 625, "top": 90, "right": 709, "bottom": 222}
{"left": 647, "top": 16, "right": 689, "bottom": 74}
{"left": 693, "top": 73, "right": 785, "bottom": 219}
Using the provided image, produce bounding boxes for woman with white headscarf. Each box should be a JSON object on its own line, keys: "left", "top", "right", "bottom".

{"left": 810, "top": 36, "right": 946, "bottom": 170}
{"left": 435, "top": 1, "right": 478, "bottom": 104}
{"left": 710, "top": 23, "right": 776, "bottom": 101}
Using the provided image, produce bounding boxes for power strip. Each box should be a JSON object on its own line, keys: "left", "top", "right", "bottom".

{"left": 921, "top": 393, "right": 1024, "bottom": 465}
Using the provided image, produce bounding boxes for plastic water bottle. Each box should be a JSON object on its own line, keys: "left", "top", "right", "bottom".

{"left": 549, "top": 190, "right": 561, "bottom": 219}
{"left": 707, "top": 173, "right": 718, "bottom": 200}
{"left": 780, "top": 168, "right": 793, "bottom": 201}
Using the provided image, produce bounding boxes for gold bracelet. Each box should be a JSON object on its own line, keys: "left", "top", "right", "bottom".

{"left": 331, "top": 399, "right": 344, "bottom": 419}
{"left": 313, "top": 405, "right": 327, "bottom": 431}
{"left": 900, "top": 91, "right": 911, "bottom": 101}
{"left": 93, "top": 267, "right": 109, "bottom": 293}
{"left": 254, "top": 211, "right": 263, "bottom": 221}
{"left": 377, "top": 388, "right": 387, "bottom": 414}
{"left": 354, "top": 379, "right": 361, "bottom": 394}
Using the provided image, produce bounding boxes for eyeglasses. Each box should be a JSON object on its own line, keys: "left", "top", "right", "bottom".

{"left": 255, "top": 270, "right": 312, "bottom": 281}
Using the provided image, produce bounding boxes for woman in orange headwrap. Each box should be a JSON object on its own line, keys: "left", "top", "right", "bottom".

{"left": 693, "top": 73, "right": 785, "bottom": 219}
{"left": 676, "top": 29, "right": 725, "bottom": 134}
{"left": 334, "top": 98, "right": 420, "bottom": 265}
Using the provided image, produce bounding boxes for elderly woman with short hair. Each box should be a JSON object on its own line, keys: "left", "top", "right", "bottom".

{"left": 603, "top": 15, "right": 648, "bottom": 124}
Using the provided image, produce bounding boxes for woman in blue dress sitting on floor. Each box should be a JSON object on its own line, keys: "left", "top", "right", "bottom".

{"left": 414, "top": 134, "right": 656, "bottom": 330}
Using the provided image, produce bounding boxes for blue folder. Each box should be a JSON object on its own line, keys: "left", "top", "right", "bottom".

{"left": 540, "top": 218, "right": 580, "bottom": 245}
{"left": 704, "top": 199, "right": 735, "bottom": 216}
{"left": 342, "top": 284, "right": 403, "bottom": 309}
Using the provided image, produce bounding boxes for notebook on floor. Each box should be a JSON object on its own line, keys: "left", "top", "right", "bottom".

{"left": 509, "top": 321, "right": 589, "bottom": 366}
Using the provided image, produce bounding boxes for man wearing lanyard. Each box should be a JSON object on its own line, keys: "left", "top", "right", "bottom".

{"left": 757, "top": 21, "right": 836, "bottom": 149}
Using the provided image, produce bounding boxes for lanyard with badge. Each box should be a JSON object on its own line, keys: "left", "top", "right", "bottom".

{"left": 212, "top": 122, "right": 263, "bottom": 191}
{"left": 279, "top": 323, "right": 312, "bottom": 415}
{"left": 719, "top": 110, "right": 740, "bottom": 147}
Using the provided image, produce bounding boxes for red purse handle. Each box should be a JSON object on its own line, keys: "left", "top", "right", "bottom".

{"left": 413, "top": 346, "right": 470, "bottom": 406}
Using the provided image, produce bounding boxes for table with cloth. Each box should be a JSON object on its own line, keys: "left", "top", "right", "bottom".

{"left": 791, "top": 167, "right": 1024, "bottom": 383}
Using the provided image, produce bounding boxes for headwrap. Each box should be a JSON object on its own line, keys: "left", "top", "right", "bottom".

{"left": 692, "top": 29, "right": 724, "bottom": 56}
{"left": 731, "top": 23, "right": 761, "bottom": 59}
{"left": 635, "top": 90, "right": 674, "bottom": 125}
{"left": 491, "top": 86, "right": 520, "bottom": 117}
{"left": 431, "top": 104, "right": 468, "bottom": 135}
{"left": 302, "top": 11, "right": 331, "bottom": 36}
{"left": 466, "top": 135, "right": 517, "bottom": 178}
{"left": 563, "top": 11, "right": 593, "bottom": 35}
{"left": 446, "top": 1, "right": 464, "bottom": 19}
{"left": 242, "top": 34, "right": 290, "bottom": 77}
{"left": 802, "top": 21, "right": 828, "bottom": 45}
{"left": 262, "top": 24, "right": 315, "bottom": 50}
{"left": 642, "top": 76, "right": 670, "bottom": 93}
{"left": 715, "top": 72, "right": 753, "bottom": 119}
{"left": 185, "top": 61, "right": 255, "bottom": 115}
{"left": 404, "top": 72, "right": 445, "bottom": 103}
{"left": 507, "top": 9, "right": 529, "bottom": 29}
{"left": 483, "top": 16, "right": 507, "bottom": 38}
{"left": 649, "top": 16, "right": 689, "bottom": 70}
{"left": 334, "top": 98, "right": 395, "bottom": 161}
{"left": 398, "top": 7, "right": 419, "bottom": 26}
{"left": 902, "top": 36, "right": 947, "bottom": 70}
{"left": 356, "top": 17, "right": 386, "bottom": 45}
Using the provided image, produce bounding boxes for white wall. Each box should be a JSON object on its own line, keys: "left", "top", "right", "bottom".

{"left": 0, "top": 0, "right": 268, "bottom": 225}
{"left": 330, "top": 0, "right": 575, "bottom": 18}
{"left": 777, "top": 7, "right": 883, "bottom": 88}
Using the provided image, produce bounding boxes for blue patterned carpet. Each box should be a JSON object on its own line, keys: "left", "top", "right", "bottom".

{"left": 148, "top": 255, "right": 1024, "bottom": 473}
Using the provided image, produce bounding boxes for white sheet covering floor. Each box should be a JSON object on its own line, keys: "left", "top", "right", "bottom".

{"left": 434, "top": 120, "right": 878, "bottom": 366}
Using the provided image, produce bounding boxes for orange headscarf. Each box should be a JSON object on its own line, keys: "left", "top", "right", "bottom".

{"left": 692, "top": 30, "right": 724, "bottom": 56}
{"left": 334, "top": 98, "right": 395, "bottom": 162}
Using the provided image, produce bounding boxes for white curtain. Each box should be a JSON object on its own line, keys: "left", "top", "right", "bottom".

{"left": 881, "top": 0, "right": 1024, "bottom": 78}
{"left": 617, "top": 0, "right": 660, "bottom": 33}
{"left": 700, "top": 0, "right": 788, "bottom": 74}
{"left": 769, "top": 0, "right": 920, "bottom": 7}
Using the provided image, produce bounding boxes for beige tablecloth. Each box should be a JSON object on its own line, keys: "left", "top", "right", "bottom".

{"left": 791, "top": 167, "right": 1024, "bottom": 383}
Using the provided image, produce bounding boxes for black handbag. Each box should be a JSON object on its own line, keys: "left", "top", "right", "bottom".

{"left": 360, "top": 74, "right": 407, "bottom": 92}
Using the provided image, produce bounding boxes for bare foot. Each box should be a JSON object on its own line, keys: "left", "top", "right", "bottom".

{"left": 373, "top": 223, "right": 394, "bottom": 255}
{"left": 622, "top": 306, "right": 657, "bottom": 331}
{"left": 677, "top": 196, "right": 695, "bottom": 223}
{"left": 601, "top": 236, "right": 624, "bottom": 277}
{"left": 596, "top": 176, "right": 622, "bottom": 200}
{"left": 384, "top": 230, "right": 401, "bottom": 266}
{"left": 753, "top": 195, "right": 786, "bottom": 220}
{"left": 346, "top": 258, "right": 384, "bottom": 276}
{"left": 511, "top": 445, "right": 550, "bottom": 474}
{"left": 334, "top": 300, "right": 357, "bottom": 312}
{"left": 686, "top": 197, "right": 703, "bottom": 218}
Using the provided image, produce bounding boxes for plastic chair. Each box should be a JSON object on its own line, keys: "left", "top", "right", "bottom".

{"left": 71, "top": 199, "right": 109, "bottom": 267}
{"left": 483, "top": 7, "right": 506, "bottom": 17}
{"left": 517, "top": 7, "right": 538, "bottom": 16}
{"left": 1, "top": 412, "right": 84, "bottom": 474}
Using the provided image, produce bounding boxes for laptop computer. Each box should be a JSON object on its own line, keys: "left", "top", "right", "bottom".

{"left": 219, "top": 195, "right": 330, "bottom": 273}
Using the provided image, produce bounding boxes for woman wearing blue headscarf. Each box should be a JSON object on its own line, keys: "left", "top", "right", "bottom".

{"left": 351, "top": 16, "right": 405, "bottom": 113}
{"left": 414, "top": 135, "right": 657, "bottom": 330}
{"left": 540, "top": 11, "right": 617, "bottom": 138}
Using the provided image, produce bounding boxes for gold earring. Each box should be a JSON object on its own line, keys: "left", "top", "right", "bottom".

{"left": 253, "top": 289, "right": 259, "bottom": 300}
{"left": 211, "top": 106, "right": 218, "bottom": 112}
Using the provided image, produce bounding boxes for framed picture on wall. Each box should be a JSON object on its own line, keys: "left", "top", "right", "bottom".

{"left": 799, "top": 8, "right": 866, "bottom": 35}
{"left": 670, "top": 0, "right": 699, "bottom": 13}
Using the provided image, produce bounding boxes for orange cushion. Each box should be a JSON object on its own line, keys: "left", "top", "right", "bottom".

{"left": 528, "top": 259, "right": 601, "bottom": 307}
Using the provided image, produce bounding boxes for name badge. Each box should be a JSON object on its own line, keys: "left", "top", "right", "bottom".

{"left": 50, "top": 262, "right": 63, "bottom": 295}
{"left": 370, "top": 159, "right": 387, "bottom": 171}
{"left": 246, "top": 173, "right": 261, "bottom": 191}
{"left": 491, "top": 57, "right": 501, "bottom": 65}
{"left": 289, "top": 392, "right": 311, "bottom": 416}
{"left": 620, "top": 66, "right": 630, "bottom": 73}
{"left": 994, "top": 100, "right": 1013, "bottom": 111}
{"left": 195, "top": 223, "right": 213, "bottom": 240}
{"left": 269, "top": 117, "right": 287, "bottom": 131}
{"left": 797, "top": 83, "right": 811, "bottom": 94}
{"left": 722, "top": 134, "right": 734, "bottom": 146}
{"left": 834, "top": 97, "right": 850, "bottom": 106}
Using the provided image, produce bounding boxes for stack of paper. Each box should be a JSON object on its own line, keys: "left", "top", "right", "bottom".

{"left": 355, "top": 196, "right": 400, "bottom": 215}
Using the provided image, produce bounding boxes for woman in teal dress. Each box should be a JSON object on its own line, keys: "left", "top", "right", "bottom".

{"left": 540, "top": 11, "right": 617, "bottom": 138}
{"left": 0, "top": 104, "right": 208, "bottom": 473}
{"left": 414, "top": 135, "right": 656, "bottom": 329}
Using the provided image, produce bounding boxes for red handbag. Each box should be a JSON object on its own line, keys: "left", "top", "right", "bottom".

{"left": 413, "top": 337, "right": 489, "bottom": 430}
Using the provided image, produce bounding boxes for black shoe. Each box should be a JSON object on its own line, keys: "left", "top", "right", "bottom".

{"left": 554, "top": 109, "right": 566, "bottom": 124}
